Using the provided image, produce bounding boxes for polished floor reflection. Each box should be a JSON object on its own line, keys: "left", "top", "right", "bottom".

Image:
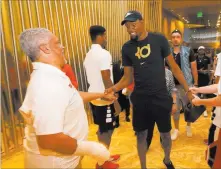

{"left": 1, "top": 113, "right": 210, "bottom": 168}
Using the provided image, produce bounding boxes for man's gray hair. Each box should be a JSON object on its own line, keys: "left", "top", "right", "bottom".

{"left": 19, "top": 28, "right": 52, "bottom": 61}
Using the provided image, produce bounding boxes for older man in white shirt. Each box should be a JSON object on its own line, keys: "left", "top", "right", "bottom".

{"left": 19, "top": 28, "right": 119, "bottom": 169}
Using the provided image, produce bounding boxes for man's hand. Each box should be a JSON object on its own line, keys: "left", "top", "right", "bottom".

{"left": 102, "top": 92, "right": 117, "bottom": 102}
{"left": 189, "top": 87, "right": 200, "bottom": 94}
{"left": 187, "top": 91, "right": 194, "bottom": 103}
{"left": 104, "top": 87, "right": 115, "bottom": 95}
{"left": 192, "top": 94, "right": 201, "bottom": 106}
{"left": 171, "top": 104, "right": 177, "bottom": 116}
{"left": 122, "top": 88, "right": 129, "bottom": 96}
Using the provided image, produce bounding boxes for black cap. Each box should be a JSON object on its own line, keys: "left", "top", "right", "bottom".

{"left": 121, "top": 11, "right": 143, "bottom": 26}
{"left": 171, "top": 29, "right": 182, "bottom": 36}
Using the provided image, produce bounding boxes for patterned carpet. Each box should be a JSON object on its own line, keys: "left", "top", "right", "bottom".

{"left": 2, "top": 113, "right": 210, "bottom": 168}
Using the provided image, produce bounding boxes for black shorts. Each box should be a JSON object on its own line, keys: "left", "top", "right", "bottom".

{"left": 131, "top": 92, "right": 173, "bottom": 133}
{"left": 90, "top": 103, "right": 115, "bottom": 133}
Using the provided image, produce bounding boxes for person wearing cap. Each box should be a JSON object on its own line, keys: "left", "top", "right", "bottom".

{"left": 196, "top": 46, "right": 212, "bottom": 117}
{"left": 84, "top": 25, "right": 121, "bottom": 161}
{"left": 165, "top": 29, "right": 198, "bottom": 140}
{"left": 18, "top": 28, "right": 119, "bottom": 169}
{"left": 105, "top": 11, "right": 193, "bottom": 169}
{"left": 197, "top": 46, "right": 211, "bottom": 88}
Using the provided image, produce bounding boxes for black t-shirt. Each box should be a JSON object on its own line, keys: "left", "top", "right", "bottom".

{"left": 165, "top": 48, "right": 196, "bottom": 84}
{"left": 122, "top": 32, "right": 170, "bottom": 95}
{"left": 172, "top": 49, "right": 196, "bottom": 68}
{"left": 196, "top": 55, "right": 211, "bottom": 70}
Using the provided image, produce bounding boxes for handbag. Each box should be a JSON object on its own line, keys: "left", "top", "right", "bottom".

{"left": 184, "top": 103, "right": 205, "bottom": 123}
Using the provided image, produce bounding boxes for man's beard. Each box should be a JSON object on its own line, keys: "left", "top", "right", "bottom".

{"left": 130, "top": 33, "right": 139, "bottom": 41}
{"left": 173, "top": 43, "right": 180, "bottom": 47}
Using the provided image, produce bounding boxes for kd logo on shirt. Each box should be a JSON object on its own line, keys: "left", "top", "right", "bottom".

{"left": 135, "top": 44, "right": 151, "bottom": 59}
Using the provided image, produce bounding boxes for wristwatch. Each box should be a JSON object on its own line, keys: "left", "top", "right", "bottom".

{"left": 173, "top": 102, "right": 176, "bottom": 104}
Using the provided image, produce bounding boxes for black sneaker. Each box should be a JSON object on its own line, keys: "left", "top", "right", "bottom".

{"left": 115, "top": 123, "right": 120, "bottom": 128}
{"left": 163, "top": 159, "right": 175, "bottom": 169}
{"left": 126, "top": 116, "right": 131, "bottom": 122}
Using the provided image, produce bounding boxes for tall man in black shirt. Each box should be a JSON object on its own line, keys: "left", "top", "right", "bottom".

{"left": 105, "top": 11, "right": 193, "bottom": 169}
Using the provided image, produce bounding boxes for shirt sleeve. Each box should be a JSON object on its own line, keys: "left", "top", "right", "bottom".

{"left": 122, "top": 45, "right": 132, "bottom": 66}
{"left": 100, "top": 51, "right": 112, "bottom": 71}
{"left": 33, "top": 81, "right": 69, "bottom": 135}
{"left": 189, "top": 49, "right": 196, "bottom": 62}
{"left": 166, "top": 69, "right": 175, "bottom": 94}
{"left": 160, "top": 35, "right": 171, "bottom": 58}
{"left": 218, "top": 79, "right": 221, "bottom": 95}
{"left": 207, "top": 56, "right": 211, "bottom": 65}
{"left": 215, "top": 56, "right": 221, "bottom": 77}
{"left": 19, "top": 85, "right": 32, "bottom": 113}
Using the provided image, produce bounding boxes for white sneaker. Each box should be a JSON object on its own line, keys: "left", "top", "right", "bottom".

{"left": 203, "top": 110, "right": 208, "bottom": 117}
{"left": 186, "top": 126, "right": 192, "bottom": 137}
{"left": 171, "top": 129, "right": 179, "bottom": 140}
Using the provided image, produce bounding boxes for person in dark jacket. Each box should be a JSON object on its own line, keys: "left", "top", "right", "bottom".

{"left": 112, "top": 60, "right": 131, "bottom": 128}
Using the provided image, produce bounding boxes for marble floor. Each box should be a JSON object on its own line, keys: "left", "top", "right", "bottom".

{"left": 1, "top": 113, "right": 211, "bottom": 168}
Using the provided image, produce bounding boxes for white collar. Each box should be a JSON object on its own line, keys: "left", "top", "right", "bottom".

{"left": 32, "top": 62, "right": 66, "bottom": 77}
{"left": 91, "top": 44, "right": 103, "bottom": 49}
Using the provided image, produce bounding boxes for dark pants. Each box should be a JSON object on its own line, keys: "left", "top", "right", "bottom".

{"left": 207, "top": 124, "right": 219, "bottom": 168}
{"left": 115, "top": 106, "right": 130, "bottom": 125}
{"left": 146, "top": 122, "right": 155, "bottom": 148}
{"left": 90, "top": 103, "right": 115, "bottom": 148}
{"left": 115, "top": 90, "right": 130, "bottom": 125}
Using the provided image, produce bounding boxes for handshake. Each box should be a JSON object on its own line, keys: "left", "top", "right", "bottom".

{"left": 101, "top": 87, "right": 118, "bottom": 102}
{"left": 98, "top": 87, "right": 121, "bottom": 116}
